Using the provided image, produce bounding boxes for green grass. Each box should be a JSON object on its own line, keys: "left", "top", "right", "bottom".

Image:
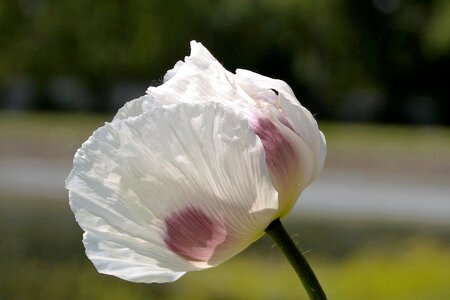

{"left": 320, "top": 122, "right": 450, "bottom": 156}
{"left": 2, "top": 237, "right": 450, "bottom": 300}
{"left": 2, "top": 236, "right": 450, "bottom": 299}
{"left": 0, "top": 111, "right": 108, "bottom": 140}
{"left": 320, "top": 240, "right": 450, "bottom": 300}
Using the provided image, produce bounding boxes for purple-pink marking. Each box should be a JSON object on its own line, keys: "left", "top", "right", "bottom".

{"left": 251, "top": 117, "right": 298, "bottom": 185}
{"left": 164, "top": 207, "right": 227, "bottom": 262}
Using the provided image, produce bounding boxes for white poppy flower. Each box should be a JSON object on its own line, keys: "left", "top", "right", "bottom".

{"left": 66, "top": 41, "right": 326, "bottom": 284}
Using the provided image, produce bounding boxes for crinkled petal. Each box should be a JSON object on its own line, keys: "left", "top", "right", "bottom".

{"left": 66, "top": 102, "right": 278, "bottom": 283}
{"left": 112, "top": 94, "right": 162, "bottom": 122}
{"left": 146, "top": 41, "right": 254, "bottom": 112}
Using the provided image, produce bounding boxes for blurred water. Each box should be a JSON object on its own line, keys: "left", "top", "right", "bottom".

{"left": 298, "top": 169, "right": 450, "bottom": 225}
{"left": 1, "top": 158, "right": 449, "bottom": 225}
{"left": 0, "top": 159, "right": 69, "bottom": 199}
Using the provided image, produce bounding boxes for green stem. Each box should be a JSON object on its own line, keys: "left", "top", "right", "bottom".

{"left": 265, "top": 218, "right": 327, "bottom": 300}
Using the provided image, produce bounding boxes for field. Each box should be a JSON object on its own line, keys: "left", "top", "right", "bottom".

{"left": 1, "top": 112, "right": 450, "bottom": 299}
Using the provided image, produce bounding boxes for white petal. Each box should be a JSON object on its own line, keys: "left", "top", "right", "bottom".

{"left": 278, "top": 95, "right": 327, "bottom": 180}
{"left": 235, "top": 69, "right": 297, "bottom": 102}
{"left": 66, "top": 102, "right": 278, "bottom": 283}
{"left": 146, "top": 41, "right": 254, "bottom": 112}
{"left": 112, "top": 95, "right": 162, "bottom": 122}
{"left": 163, "top": 60, "right": 184, "bottom": 83}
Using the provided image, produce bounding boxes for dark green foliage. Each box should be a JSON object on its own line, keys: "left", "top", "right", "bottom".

{"left": 0, "top": 0, "right": 449, "bottom": 123}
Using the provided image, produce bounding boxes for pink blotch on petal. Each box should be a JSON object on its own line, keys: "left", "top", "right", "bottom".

{"left": 251, "top": 117, "right": 298, "bottom": 188}
{"left": 164, "top": 207, "right": 227, "bottom": 262}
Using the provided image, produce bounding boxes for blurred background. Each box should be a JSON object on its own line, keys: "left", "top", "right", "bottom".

{"left": 1, "top": 0, "right": 449, "bottom": 299}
